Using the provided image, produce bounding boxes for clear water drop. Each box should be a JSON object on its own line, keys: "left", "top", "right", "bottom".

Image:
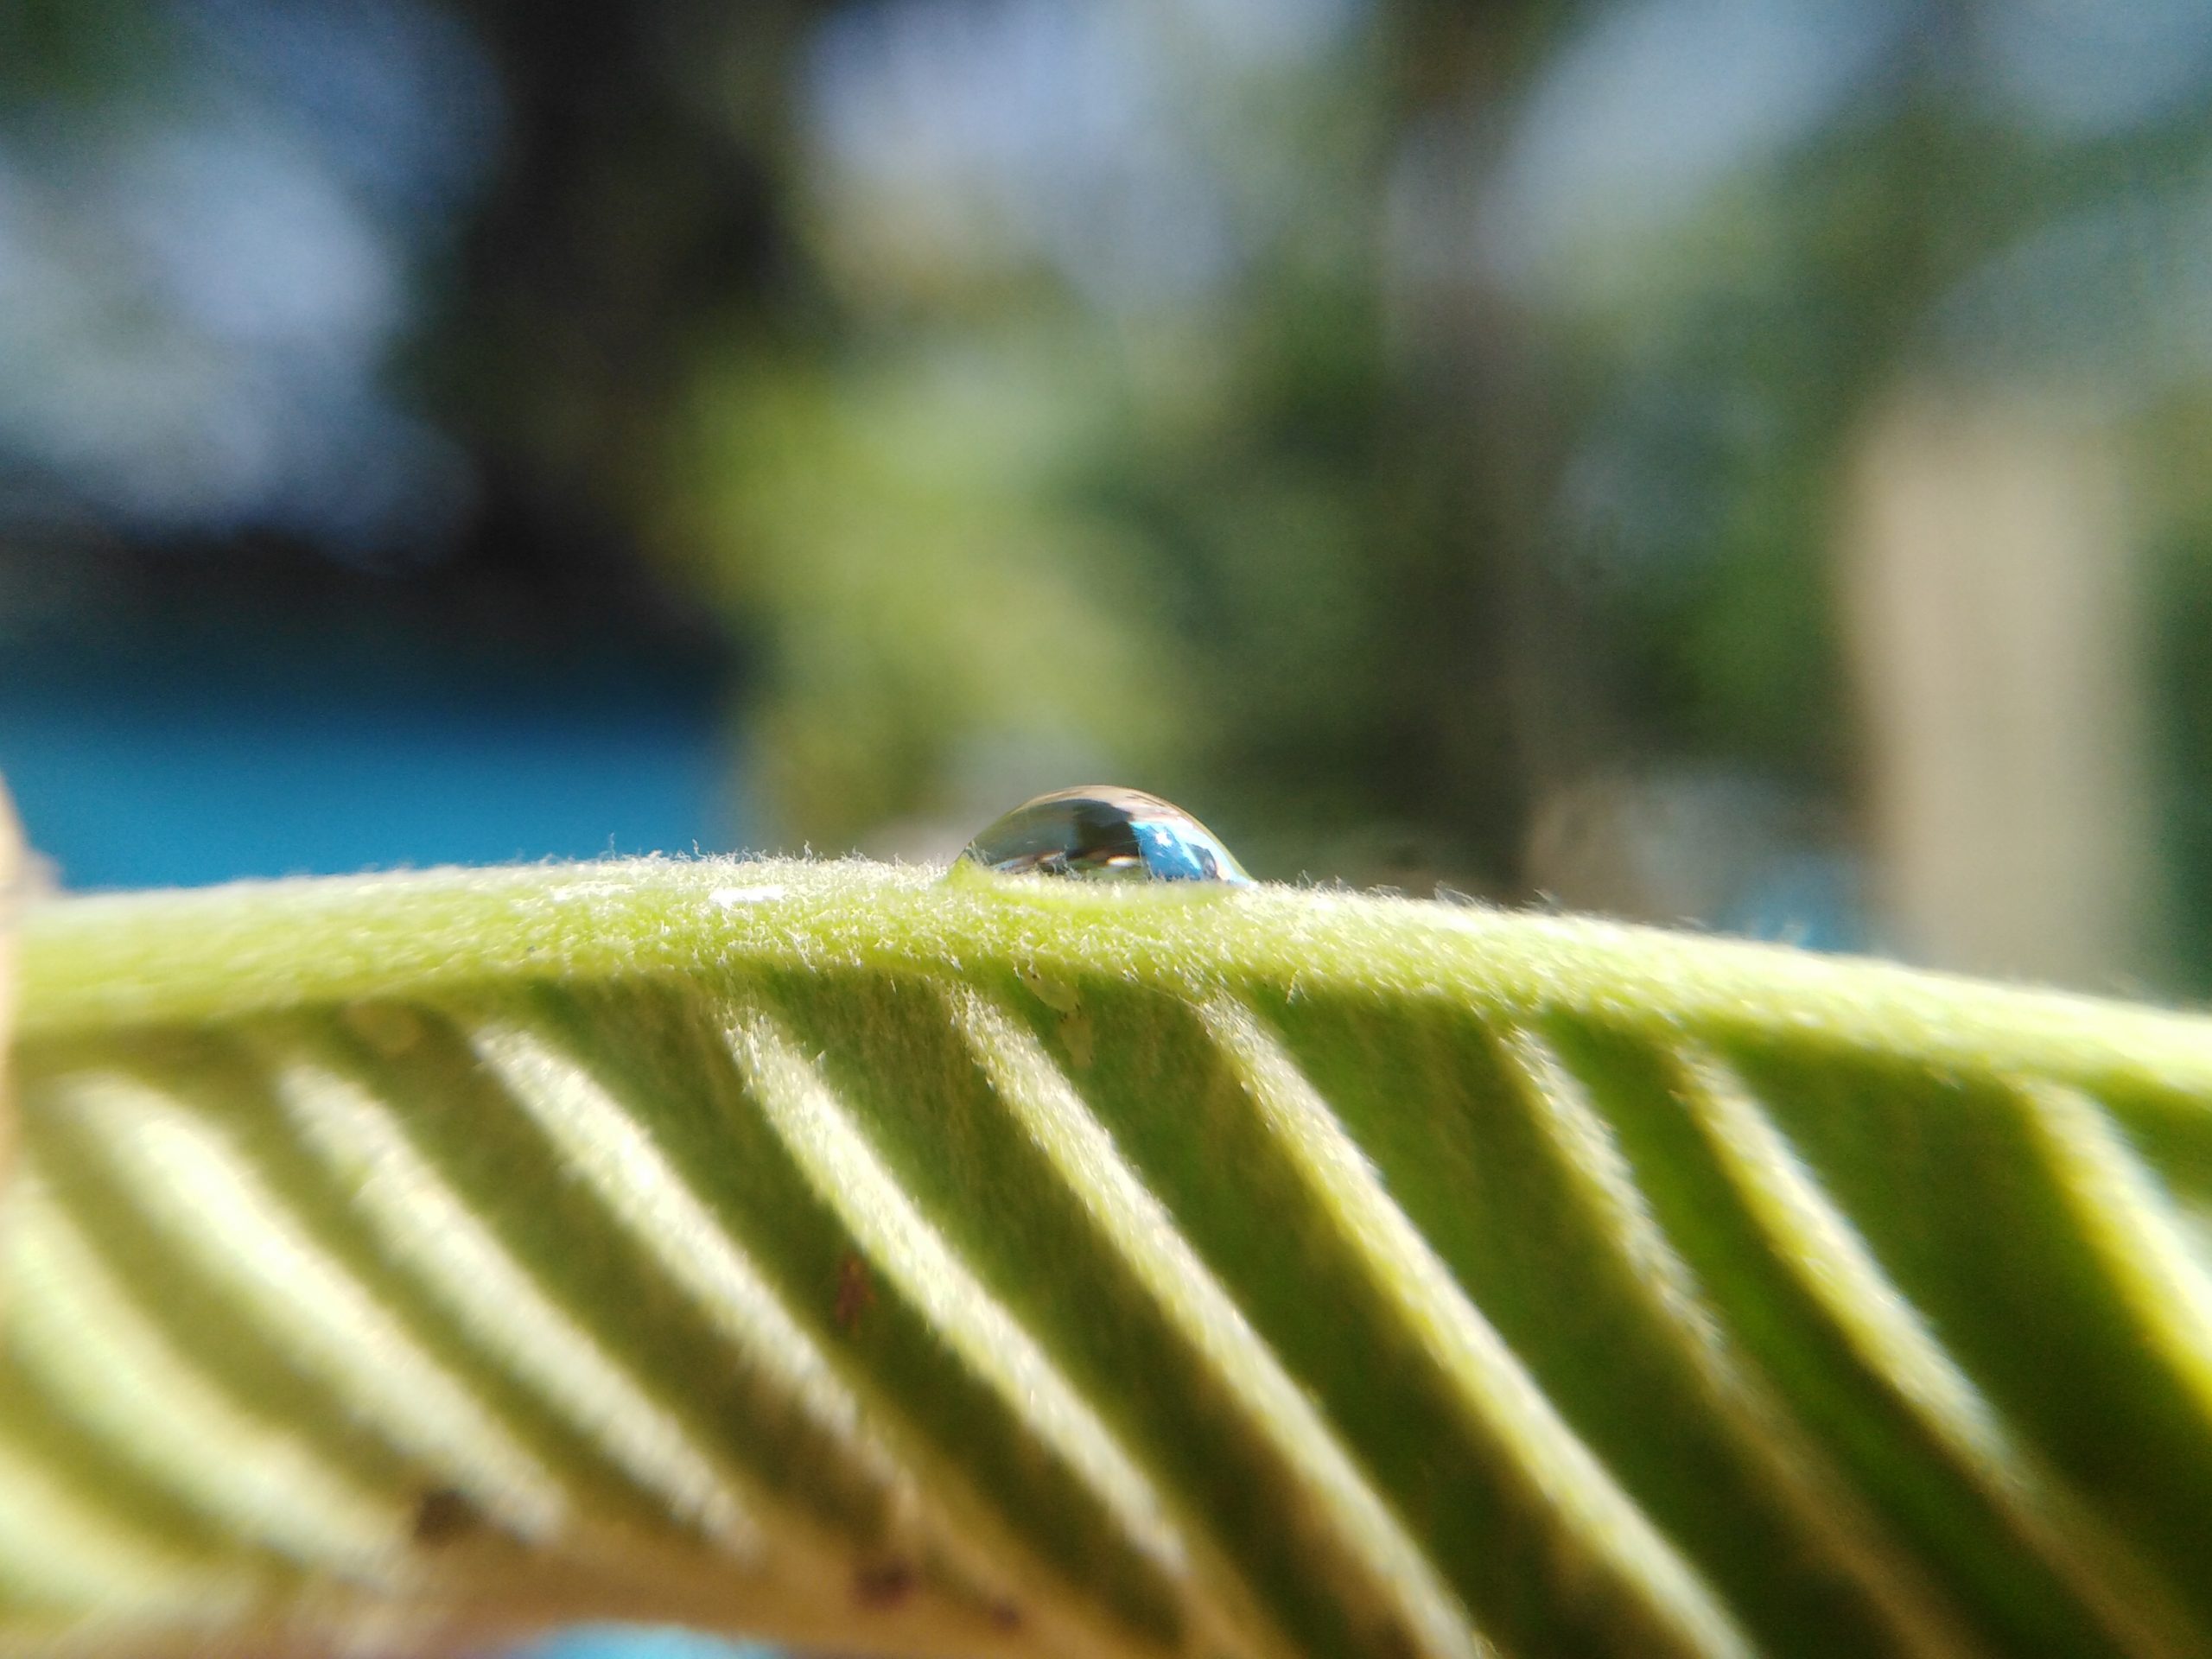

{"left": 959, "top": 786, "right": 1250, "bottom": 884}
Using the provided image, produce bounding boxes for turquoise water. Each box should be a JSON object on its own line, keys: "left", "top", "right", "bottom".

{"left": 0, "top": 686, "right": 738, "bottom": 890}
{"left": 512, "top": 1627, "right": 774, "bottom": 1659}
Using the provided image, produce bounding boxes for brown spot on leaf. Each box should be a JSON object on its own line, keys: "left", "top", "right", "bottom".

{"left": 852, "top": 1557, "right": 916, "bottom": 1608}
{"left": 835, "top": 1251, "right": 876, "bottom": 1333}
{"left": 410, "top": 1485, "right": 478, "bottom": 1546}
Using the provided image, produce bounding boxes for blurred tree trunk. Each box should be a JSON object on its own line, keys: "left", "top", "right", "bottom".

{"left": 1840, "top": 390, "right": 2153, "bottom": 988}
{"left": 1378, "top": 2, "right": 1606, "bottom": 893}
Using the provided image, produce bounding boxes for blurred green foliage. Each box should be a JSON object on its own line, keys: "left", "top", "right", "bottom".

{"left": 11, "top": 0, "right": 2212, "bottom": 983}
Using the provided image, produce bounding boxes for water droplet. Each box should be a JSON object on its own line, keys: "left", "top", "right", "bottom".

{"left": 959, "top": 786, "right": 1250, "bottom": 884}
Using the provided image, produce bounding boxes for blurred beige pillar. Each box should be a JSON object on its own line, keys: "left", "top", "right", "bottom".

{"left": 1841, "top": 391, "right": 2150, "bottom": 988}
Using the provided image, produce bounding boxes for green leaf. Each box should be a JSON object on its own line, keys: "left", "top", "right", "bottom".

{"left": 7, "top": 857, "right": 2212, "bottom": 1659}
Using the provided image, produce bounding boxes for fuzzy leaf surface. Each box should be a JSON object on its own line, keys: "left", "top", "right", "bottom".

{"left": 7, "top": 858, "right": 2212, "bottom": 1659}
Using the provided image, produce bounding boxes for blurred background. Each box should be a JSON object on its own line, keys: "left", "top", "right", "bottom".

{"left": 5, "top": 0, "right": 2212, "bottom": 1011}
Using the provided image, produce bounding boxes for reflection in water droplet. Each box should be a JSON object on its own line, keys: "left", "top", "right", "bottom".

{"left": 959, "top": 786, "right": 1250, "bottom": 884}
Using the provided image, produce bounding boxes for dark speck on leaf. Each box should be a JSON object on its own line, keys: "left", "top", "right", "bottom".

{"left": 853, "top": 1557, "right": 916, "bottom": 1608}
{"left": 835, "top": 1251, "right": 875, "bottom": 1333}
{"left": 411, "top": 1486, "right": 478, "bottom": 1545}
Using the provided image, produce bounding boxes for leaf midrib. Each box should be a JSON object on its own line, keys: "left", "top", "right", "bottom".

{"left": 20, "top": 860, "right": 2211, "bottom": 1103}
